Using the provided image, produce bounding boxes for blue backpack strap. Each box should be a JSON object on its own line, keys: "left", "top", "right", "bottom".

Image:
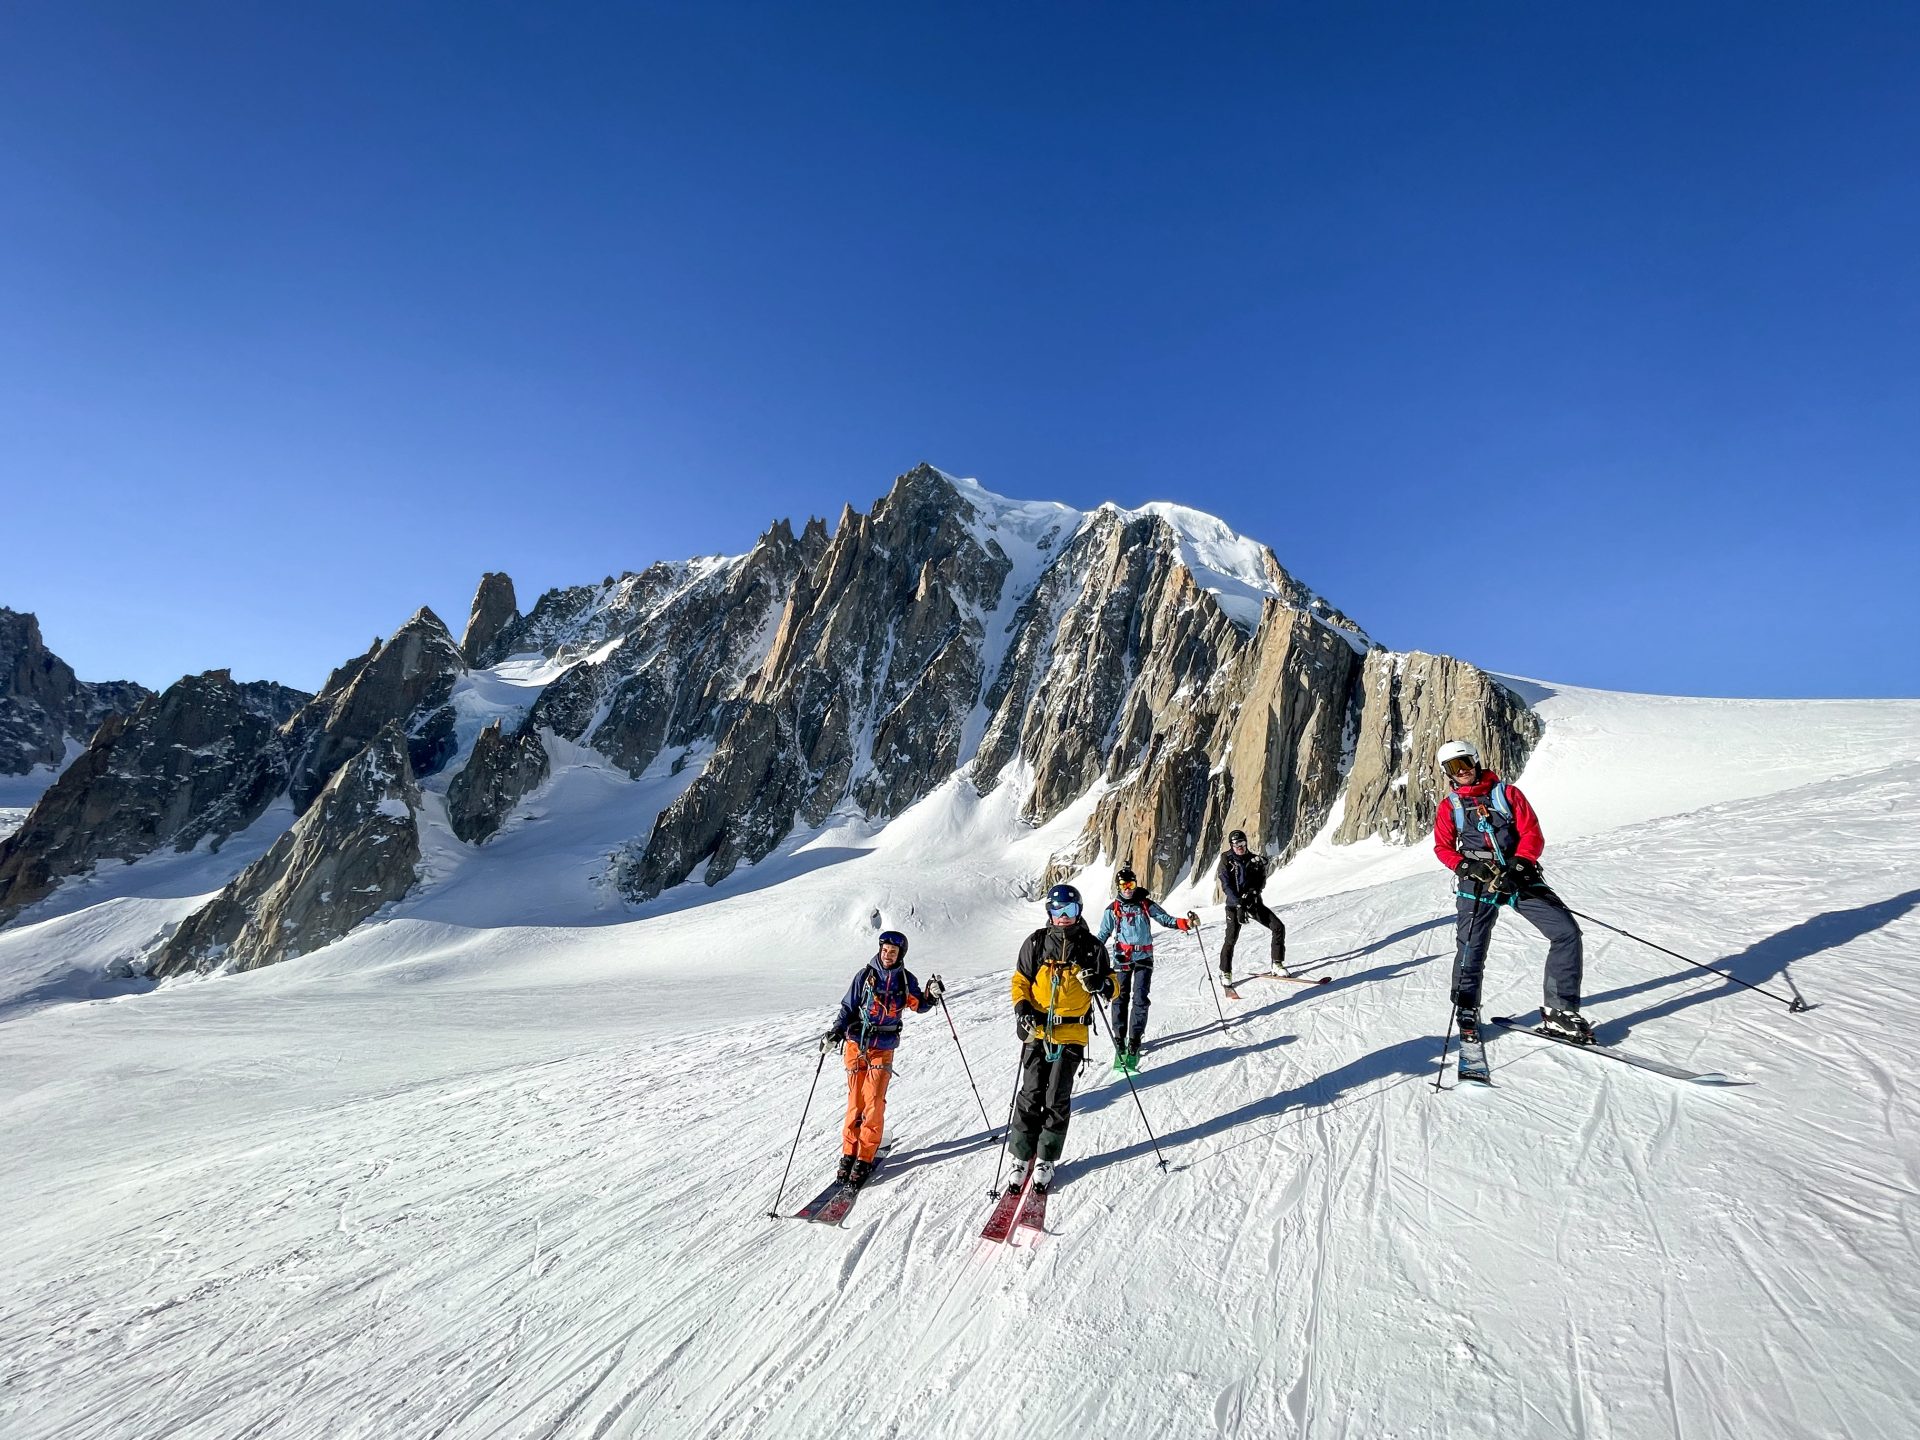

{"left": 1489, "top": 782, "right": 1511, "bottom": 819}
{"left": 1448, "top": 793, "right": 1465, "bottom": 834}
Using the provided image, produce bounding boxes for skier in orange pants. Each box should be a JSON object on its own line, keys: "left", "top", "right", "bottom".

{"left": 818, "top": 930, "right": 944, "bottom": 1188}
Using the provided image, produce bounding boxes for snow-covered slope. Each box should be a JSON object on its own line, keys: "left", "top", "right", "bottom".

{"left": 2, "top": 685, "right": 1918, "bottom": 1438}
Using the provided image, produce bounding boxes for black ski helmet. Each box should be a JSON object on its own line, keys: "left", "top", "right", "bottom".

{"left": 1046, "top": 883, "right": 1083, "bottom": 918}
{"left": 1228, "top": 829, "right": 1249, "bottom": 847}
{"left": 877, "top": 929, "right": 909, "bottom": 961}
{"left": 1115, "top": 864, "right": 1137, "bottom": 889}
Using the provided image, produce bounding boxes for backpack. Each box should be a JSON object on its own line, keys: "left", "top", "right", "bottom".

{"left": 1448, "top": 783, "right": 1513, "bottom": 858}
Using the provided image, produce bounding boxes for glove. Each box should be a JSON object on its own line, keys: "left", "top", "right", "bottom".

{"left": 1507, "top": 857, "right": 1542, "bottom": 887}
{"left": 1455, "top": 857, "right": 1499, "bottom": 887}
{"left": 819, "top": 1030, "right": 843, "bottom": 1055}
{"left": 923, "top": 974, "right": 946, "bottom": 1002}
{"left": 1185, "top": 911, "right": 1200, "bottom": 929}
{"left": 1014, "top": 1004, "right": 1042, "bottom": 1042}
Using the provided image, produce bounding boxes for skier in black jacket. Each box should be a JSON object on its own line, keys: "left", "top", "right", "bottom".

{"left": 1215, "top": 829, "right": 1286, "bottom": 982}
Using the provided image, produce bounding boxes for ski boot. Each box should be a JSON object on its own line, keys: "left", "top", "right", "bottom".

{"left": 1123, "top": 1044, "right": 1143, "bottom": 1074}
{"left": 1005, "top": 1156, "right": 1033, "bottom": 1195}
{"left": 1454, "top": 1006, "right": 1482, "bottom": 1043}
{"left": 835, "top": 1153, "right": 856, "bottom": 1185}
{"left": 847, "top": 1158, "right": 874, "bottom": 1189}
{"left": 1032, "top": 1159, "right": 1056, "bottom": 1194}
{"left": 1112, "top": 1047, "right": 1131, "bottom": 1074}
{"left": 1540, "top": 1007, "right": 1595, "bottom": 1044}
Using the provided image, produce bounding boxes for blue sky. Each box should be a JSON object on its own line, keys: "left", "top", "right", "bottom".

{"left": 2, "top": 3, "right": 1915, "bottom": 697}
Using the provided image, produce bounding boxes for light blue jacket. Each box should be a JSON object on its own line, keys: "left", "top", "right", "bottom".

{"left": 1096, "top": 893, "right": 1186, "bottom": 957}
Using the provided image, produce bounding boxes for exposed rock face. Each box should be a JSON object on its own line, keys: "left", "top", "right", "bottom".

{"left": 524, "top": 520, "right": 825, "bottom": 779}
{"left": 460, "top": 572, "right": 520, "bottom": 668}
{"left": 1334, "top": 650, "right": 1543, "bottom": 847}
{"left": 0, "top": 670, "right": 305, "bottom": 923}
{"left": 0, "top": 608, "right": 151, "bottom": 775}
{"left": 1079, "top": 604, "right": 1365, "bottom": 897}
{"left": 285, "top": 607, "right": 465, "bottom": 810}
{"left": 446, "top": 718, "right": 550, "bottom": 844}
{"left": 482, "top": 564, "right": 694, "bottom": 670}
{"left": 619, "top": 465, "right": 1013, "bottom": 896}
{"left": 608, "top": 466, "right": 1530, "bottom": 904}
{"left": 150, "top": 724, "right": 420, "bottom": 976}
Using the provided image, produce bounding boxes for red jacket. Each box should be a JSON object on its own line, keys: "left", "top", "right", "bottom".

{"left": 1433, "top": 770, "right": 1545, "bottom": 870}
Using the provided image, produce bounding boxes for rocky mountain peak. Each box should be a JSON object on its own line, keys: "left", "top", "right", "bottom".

{"left": 0, "top": 607, "right": 152, "bottom": 777}
{"left": 461, "top": 572, "right": 520, "bottom": 667}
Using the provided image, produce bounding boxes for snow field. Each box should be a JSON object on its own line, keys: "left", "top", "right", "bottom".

{"left": 2, "top": 688, "right": 1919, "bottom": 1437}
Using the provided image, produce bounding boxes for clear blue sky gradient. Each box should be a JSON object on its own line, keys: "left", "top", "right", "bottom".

{"left": 3, "top": 3, "right": 1915, "bottom": 697}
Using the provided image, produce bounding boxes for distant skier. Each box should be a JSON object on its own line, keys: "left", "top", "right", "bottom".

{"left": 1095, "top": 865, "right": 1197, "bottom": 1073}
{"left": 1215, "top": 829, "right": 1286, "bottom": 982}
{"left": 819, "top": 930, "right": 945, "bottom": 1188}
{"left": 1005, "top": 884, "right": 1116, "bottom": 1195}
{"left": 1434, "top": 739, "right": 1591, "bottom": 1043}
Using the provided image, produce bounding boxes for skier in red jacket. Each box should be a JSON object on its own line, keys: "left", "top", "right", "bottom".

{"left": 1434, "top": 739, "right": 1591, "bottom": 1043}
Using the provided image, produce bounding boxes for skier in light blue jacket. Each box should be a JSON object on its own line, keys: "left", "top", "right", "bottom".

{"left": 1095, "top": 865, "right": 1197, "bottom": 1074}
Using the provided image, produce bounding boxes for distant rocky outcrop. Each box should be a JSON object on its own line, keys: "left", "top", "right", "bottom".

{"left": 0, "top": 669, "right": 311, "bottom": 924}
{"left": 0, "top": 608, "right": 151, "bottom": 776}
{"left": 521, "top": 519, "right": 826, "bottom": 781}
{"left": 446, "top": 718, "right": 549, "bottom": 844}
{"left": 285, "top": 608, "right": 465, "bottom": 809}
{"left": 150, "top": 724, "right": 420, "bottom": 976}
{"left": 619, "top": 466, "right": 1014, "bottom": 897}
{"left": 460, "top": 572, "right": 520, "bottom": 668}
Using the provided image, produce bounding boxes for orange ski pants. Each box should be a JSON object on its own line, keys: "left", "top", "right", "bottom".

{"left": 840, "top": 1041, "right": 894, "bottom": 1162}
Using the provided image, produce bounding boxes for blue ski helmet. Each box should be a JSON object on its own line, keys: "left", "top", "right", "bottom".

{"left": 1045, "top": 883, "right": 1082, "bottom": 921}
{"left": 877, "top": 929, "right": 909, "bottom": 962}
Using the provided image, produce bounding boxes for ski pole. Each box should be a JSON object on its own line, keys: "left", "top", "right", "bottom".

{"left": 1562, "top": 904, "right": 1808, "bottom": 1012}
{"left": 1086, "top": 996, "right": 1169, "bottom": 1171}
{"left": 767, "top": 1045, "right": 829, "bottom": 1218}
{"left": 1190, "top": 923, "right": 1231, "bottom": 1035}
{"left": 938, "top": 989, "right": 999, "bottom": 1139}
{"left": 1431, "top": 1003, "right": 1456, "bottom": 1092}
{"left": 986, "top": 1054, "right": 1025, "bottom": 1197}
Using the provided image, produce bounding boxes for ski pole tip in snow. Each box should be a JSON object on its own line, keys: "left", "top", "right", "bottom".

{"left": 1789, "top": 996, "right": 1810, "bottom": 1013}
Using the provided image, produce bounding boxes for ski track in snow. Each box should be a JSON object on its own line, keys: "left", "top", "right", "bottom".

{"left": 3, "top": 693, "right": 1920, "bottom": 1437}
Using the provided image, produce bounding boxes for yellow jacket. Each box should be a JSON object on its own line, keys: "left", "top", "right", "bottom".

{"left": 1011, "top": 921, "right": 1116, "bottom": 1047}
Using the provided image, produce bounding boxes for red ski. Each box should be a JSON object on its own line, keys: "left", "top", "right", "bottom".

{"left": 1013, "top": 1184, "right": 1050, "bottom": 1238}
{"left": 980, "top": 1179, "right": 1030, "bottom": 1243}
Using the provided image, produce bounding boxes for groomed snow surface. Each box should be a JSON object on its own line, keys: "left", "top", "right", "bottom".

{"left": 3, "top": 682, "right": 1919, "bottom": 1439}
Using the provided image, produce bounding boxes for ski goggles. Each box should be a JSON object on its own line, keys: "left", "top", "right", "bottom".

{"left": 1046, "top": 899, "right": 1082, "bottom": 920}
{"left": 1442, "top": 756, "right": 1477, "bottom": 777}
{"left": 1117, "top": 879, "right": 1137, "bottom": 893}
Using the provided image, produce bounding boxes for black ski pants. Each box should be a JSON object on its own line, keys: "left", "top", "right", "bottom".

{"left": 1452, "top": 881, "right": 1584, "bottom": 1011}
{"left": 1009, "top": 1040, "right": 1084, "bottom": 1163}
{"left": 1108, "top": 950, "right": 1155, "bottom": 1049}
{"left": 1220, "top": 899, "right": 1286, "bottom": 974}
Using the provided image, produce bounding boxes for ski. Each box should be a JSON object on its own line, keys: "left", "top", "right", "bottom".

{"left": 1014, "top": 1183, "right": 1050, "bottom": 1238}
{"left": 1489, "top": 1017, "right": 1742, "bottom": 1086}
{"left": 980, "top": 1177, "right": 1030, "bottom": 1243}
{"left": 797, "top": 1142, "right": 892, "bottom": 1224}
{"left": 1455, "top": 1021, "right": 1492, "bottom": 1086}
{"left": 1225, "top": 969, "right": 1329, "bottom": 994}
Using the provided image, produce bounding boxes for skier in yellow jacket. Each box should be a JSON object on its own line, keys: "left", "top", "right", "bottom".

{"left": 1004, "top": 883, "right": 1117, "bottom": 1195}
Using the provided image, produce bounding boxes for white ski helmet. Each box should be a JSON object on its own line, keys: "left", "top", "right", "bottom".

{"left": 1436, "top": 739, "right": 1480, "bottom": 769}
